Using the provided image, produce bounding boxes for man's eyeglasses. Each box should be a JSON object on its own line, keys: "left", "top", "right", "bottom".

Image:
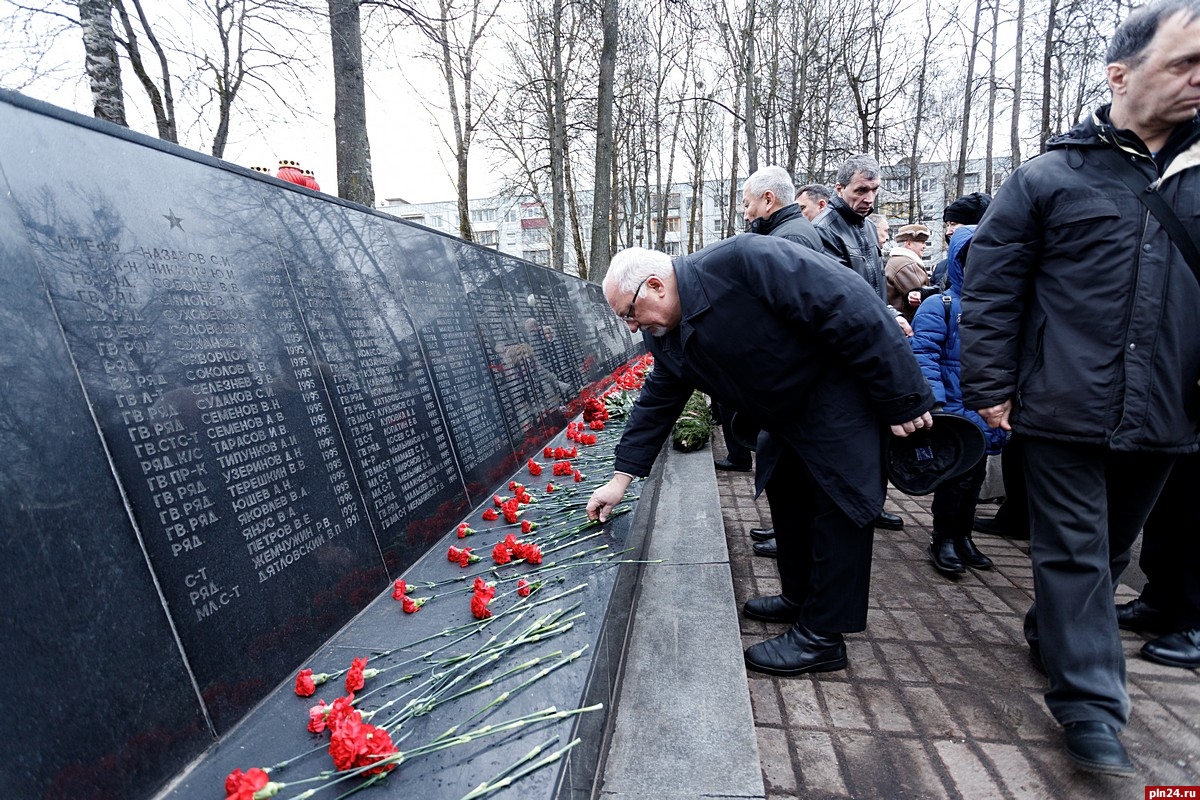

{"left": 620, "top": 276, "right": 651, "bottom": 322}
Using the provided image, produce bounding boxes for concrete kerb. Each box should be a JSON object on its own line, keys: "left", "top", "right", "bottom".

{"left": 597, "top": 444, "right": 765, "bottom": 799}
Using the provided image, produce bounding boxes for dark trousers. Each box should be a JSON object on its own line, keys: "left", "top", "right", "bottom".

{"left": 1022, "top": 438, "right": 1174, "bottom": 728}
{"left": 1138, "top": 452, "right": 1200, "bottom": 628}
{"left": 930, "top": 453, "right": 987, "bottom": 537}
{"left": 716, "top": 402, "right": 752, "bottom": 467}
{"left": 766, "top": 444, "right": 875, "bottom": 633}
{"left": 991, "top": 433, "right": 1030, "bottom": 533}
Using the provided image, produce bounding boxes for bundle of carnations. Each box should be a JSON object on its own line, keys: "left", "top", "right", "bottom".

{"left": 220, "top": 357, "right": 657, "bottom": 800}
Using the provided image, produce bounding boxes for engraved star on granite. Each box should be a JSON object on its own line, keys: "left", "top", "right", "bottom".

{"left": 163, "top": 209, "right": 185, "bottom": 230}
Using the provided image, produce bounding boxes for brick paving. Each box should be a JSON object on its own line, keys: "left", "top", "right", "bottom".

{"left": 714, "top": 434, "right": 1200, "bottom": 799}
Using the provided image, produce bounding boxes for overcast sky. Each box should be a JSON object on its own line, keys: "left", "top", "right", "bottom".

{"left": 1, "top": 10, "right": 497, "bottom": 206}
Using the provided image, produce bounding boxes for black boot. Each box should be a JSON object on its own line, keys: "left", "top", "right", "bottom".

{"left": 954, "top": 535, "right": 993, "bottom": 570}
{"left": 930, "top": 533, "right": 965, "bottom": 575}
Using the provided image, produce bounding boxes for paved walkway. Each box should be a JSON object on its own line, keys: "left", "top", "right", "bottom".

{"left": 714, "top": 434, "right": 1200, "bottom": 799}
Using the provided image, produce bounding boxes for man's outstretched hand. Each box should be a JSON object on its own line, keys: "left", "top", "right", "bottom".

{"left": 586, "top": 473, "right": 634, "bottom": 522}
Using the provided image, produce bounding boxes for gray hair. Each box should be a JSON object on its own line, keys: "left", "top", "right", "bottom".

{"left": 743, "top": 165, "right": 796, "bottom": 205}
{"left": 796, "top": 183, "right": 832, "bottom": 203}
{"left": 604, "top": 247, "right": 675, "bottom": 295}
{"left": 1107, "top": 0, "right": 1200, "bottom": 65}
{"left": 836, "top": 154, "right": 881, "bottom": 187}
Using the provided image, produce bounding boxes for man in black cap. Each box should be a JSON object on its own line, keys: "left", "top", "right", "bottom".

{"left": 931, "top": 192, "right": 990, "bottom": 291}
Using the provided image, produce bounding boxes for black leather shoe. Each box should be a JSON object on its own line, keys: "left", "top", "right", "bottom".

{"left": 743, "top": 594, "right": 802, "bottom": 623}
{"left": 744, "top": 623, "right": 847, "bottom": 676}
{"left": 930, "top": 537, "right": 965, "bottom": 575}
{"left": 974, "top": 514, "right": 1030, "bottom": 540}
{"left": 1116, "top": 598, "right": 1172, "bottom": 634}
{"left": 874, "top": 511, "right": 904, "bottom": 530}
{"left": 752, "top": 539, "right": 777, "bottom": 558}
{"left": 954, "top": 537, "right": 993, "bottom": 570}
{"left": 714, "top": 458, "right": 751, "bottom": 472}
{"left": 749, "top": 527, "right": 775, "bottom": 541}
{"left": 1141, "top": 628, "right": 1200, "bottom": 669}
{"left": 1063, "top": 721, "right": 1135, "bottom": 777}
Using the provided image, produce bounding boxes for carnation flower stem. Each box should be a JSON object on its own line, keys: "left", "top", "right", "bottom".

{"left": 458, "top": 737, "right": 583, "bottom": 800}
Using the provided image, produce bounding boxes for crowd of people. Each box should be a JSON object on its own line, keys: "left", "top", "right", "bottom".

{"left": 585, "top": 0, "right": 1200, "bottom": 780}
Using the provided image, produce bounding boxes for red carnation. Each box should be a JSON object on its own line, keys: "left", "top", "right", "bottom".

{"left": 294, "top": 668, "right": 317, "bottom": 697}
{"left": 345, "top": 657, "right": 368, "bottom": 693}
{"left": 329, "top": 715, "right": 398, "bottom": 775}
{"left": 589, "top": 420, "right": 605, "bottom": 431}
{"left": 517, "top": 579, "right": 533, "bottom": 597}
{"left": 308, "top": 700, "right": 329, "bottom": 733}
{"left": 521, "top": 519, "right": 533, "bottom": 533}
{"left": 327, "top": 695, "right": 360, "bottom": 730}
{"left": 471, "top": 592, "right": 493, "bottom": 619}
{"left": 546, "top": 482, "right": 556, "bottom": 493}
{"left": 482, "top": 508, "right": 499, "bottom": 521}
{"left": 473, "top": 576, "right": 496, "bottom": 597}
{"left": 391, "top": 580, "right": 408, "bottom": 600}
{"left": 401, "top": 595, "right": 425, "bottom": 613}
{"left": 493, "top": 494, "right": 504, "bottom": 507}
{"left": 224, "top": 767, "right": 271, "bottom": 800}
{"left": 492, "top": 542, "right": 512, "bottom": 565}
{"left": 574, "top": 470, "right": 584, "bottom": 482}
{"left": 543, "top": 446, "right": 554, "bottom": 458}
{"left": 448, "top": 545, "right": 464, "bottom": 562}
{"left": 527, "top": 459, "right": 543, "bottom": 476}
{"left": 457, "top": 547, "right": 477, "bottom": 567}
{"left": 457, "top": 522, "right": 475, "bottom": 538}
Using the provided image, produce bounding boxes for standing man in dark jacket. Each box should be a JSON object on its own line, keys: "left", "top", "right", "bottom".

{"left": 587, "top": 237, "right": 934, "bottom": 676}
{"left": 961, "top": 0, "right": 1200, "bottom": 776}
{"left": 815, "top": 153, "right": 911, "bottom": 531}
{"left": 742, "top": 164, "right": 822, "bottom": 249}
{"left": 739, "top": 165, "right": 825, "bottom": 554}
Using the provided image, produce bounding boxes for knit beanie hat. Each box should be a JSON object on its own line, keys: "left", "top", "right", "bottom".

{"left": 943, "top": 192, "right": 992, "bottom": 225}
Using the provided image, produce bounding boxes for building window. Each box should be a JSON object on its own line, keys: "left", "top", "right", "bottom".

{"left": 963, "top": 172, "right": 981, "bottom": 192}
{"left": 476, "top": 230, "right": 499, "bottom": 246}
{"left": 504, "top": 209, "right": 519, "bottom": 223}
{"left": 663, "top": 242, "right": 680, "bottom": 256}
{"left": 880, "top": 201, "right": 911, "bottom": 219}
{"left": 885, "top": 176, "right": 910, "bottom": 194}
{"left": 523, "top": 249, "right": 550, "bottom": 266}
{"left": 920, "top": 175, "right": 939, "bottom": 193}
{"left": 470, "top": 208, "right": 497, "bottom": 223}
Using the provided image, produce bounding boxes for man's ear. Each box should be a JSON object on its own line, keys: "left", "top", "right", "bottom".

{"left": 1107, "top": 62, "right": 1130, "bottom": 96}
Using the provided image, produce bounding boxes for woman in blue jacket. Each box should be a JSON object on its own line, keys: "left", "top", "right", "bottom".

{"left": 911, "top": 225, "right": 1008, "bottom": 574}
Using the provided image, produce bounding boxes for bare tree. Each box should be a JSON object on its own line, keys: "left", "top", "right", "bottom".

{"left": 329, "top": 0, "right": 374, "bottom": 203}
{"left": 587, "top": 0, "right": 618, "bottom": 281}
{"left": 954, "top": 0, "right": 984, "bottom": 196}
{"left": 79, "top": 0, "right": 127, "bottom": 125}
{"left": 112, "top": 0, "right": 176, "bottom": 141}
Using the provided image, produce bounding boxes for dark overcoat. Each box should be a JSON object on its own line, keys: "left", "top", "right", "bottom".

{"left": 612, "top": 235, "right": 934, "bottom": 526}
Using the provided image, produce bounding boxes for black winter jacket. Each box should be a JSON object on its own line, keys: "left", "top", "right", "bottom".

{"left": 960, "top": 108, "right": 1200, "bottom": 452}
{"left": 612, "top": 235, "right": 933, "bottom": 525}
{"left": 814, "top": 196, "right": 887, "bottom": 302}
{"left": 747, "top": 203, "right": 822, "bottom": 251}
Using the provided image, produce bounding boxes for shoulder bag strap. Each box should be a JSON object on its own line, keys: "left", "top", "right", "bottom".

{"left": 1093, "top": 146, "right": 1200, "bottom": 280}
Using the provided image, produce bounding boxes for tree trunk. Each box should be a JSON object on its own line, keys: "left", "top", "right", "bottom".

{"left": 742, "top": 0, "right": 758, "bottom": 175}
{"left": 548, "top": 0, "right": 567, "bottom": 271}
{"left": 588, "top": 0, "right": 618, "bottom": 282}
{"left": 1010, "top": 0, "right": 1025, "bottom": 169}
{"left": 984, "top": 0, "right": 998, "bottom": 192}
{"left": 1039, "top": 0, "right": 1058, "bottom": 153}
{"left": 329, "top": 0, "right": 375, "bottom": 206}
{"left": 955, "top": 0, "right": 984, "bottom": 198}
{"left": 80, "top": 0, "right": 127, "bottom": 126}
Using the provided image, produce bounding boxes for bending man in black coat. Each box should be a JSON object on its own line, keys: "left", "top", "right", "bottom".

{"left": 586, "top": 236, "right": 934, "bottom": 675}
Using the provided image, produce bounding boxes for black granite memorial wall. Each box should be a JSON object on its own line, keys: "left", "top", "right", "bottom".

{"left": 0, "top": 89, "right": 641, "bottom": 799}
